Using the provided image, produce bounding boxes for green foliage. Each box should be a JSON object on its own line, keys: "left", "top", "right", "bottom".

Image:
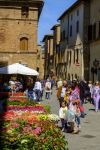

{"left": 7, "top": 100, "right": 36, "bottom": 106}
{"left": 0, "top": 121, "right": 68, "bottom": 150}
{"left": 44, "top": 105, "right": 50, "bottom": 113}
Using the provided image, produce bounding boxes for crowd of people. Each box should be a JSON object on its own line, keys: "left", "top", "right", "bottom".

{"left": 23, "top": 78, "right": 54, "bottom": 102}
{"left": 0, "top": 76, "right": 100, "bottom": 134}
{"left": 57, "top": 79, "right": 100, "bottom": 133}
{"left": 0, "top": 77, "right": 54, "bottom": 103}
{"left": 0, "top": 79, "right": 23, "bottom": 93}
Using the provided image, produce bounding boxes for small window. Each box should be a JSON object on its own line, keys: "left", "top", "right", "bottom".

{"left": 76, "top": 21, "right": 79, "bottom": 33}
{"left": 67, "top": 51, "right": 69, "bottom": 65}
{"left": 71, "top": 14, "right": 73, "bottom": 20}
{"left": 37, "top": 67, "right": 39, "bottom": 72}
{"left": 20, "top": 37, "right": 28, "bottom": 50}
{"left": 21, "top": 6, "right": 29, "bottom": 18}
{"left": 69, "top": 51, "right": 72, "bottom": 64}
{"left": 99, "top": 21, "right": 100, "bottom": 37}
{"left": 61, "top": 32, "right": 63, "bottom": 40}
{"left": 73, "top": 50, "right": 75, "bottom": 63}
{"left": 63, "top": 30, "right": 65, "bottom": 40}
{"left": 93, "top": 23, "right": 96, "bottom": 40}
{"left": 72, "top": 74, "right": 73, "bottom": 81}
{"left": 68, "top": 73, "right": 70, "bottom": 80}
{"left": 70, "top": 25, "right": 72, "bottom": 37}
{"left": 76, "top": 49, "right": 79, "bottom": 63}
{"left": 77, "top": 10, "right": 79, "bottom": 16}
{"left": 88, "top": 25, "right": 93, "bottom": 41}
{"left": 75, "top": 74, "right": 77, "bottom": 79}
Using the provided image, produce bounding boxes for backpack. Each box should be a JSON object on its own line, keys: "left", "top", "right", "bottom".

{"left": 46, "top": 82, "right": 51, "bottom": 90}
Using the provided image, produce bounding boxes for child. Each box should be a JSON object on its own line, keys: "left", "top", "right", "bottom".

{"left": 66, "top": 103, "right": 79, "bottom": 133}
{"left": 73, "top": 103, "right": 81, "bottom": 129}
{"left": 59, "top": 102, "right": 67, "bottom": 131}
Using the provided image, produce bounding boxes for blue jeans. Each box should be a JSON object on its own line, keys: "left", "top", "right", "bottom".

{"left": 61, "top": 119, "right": 65, "bottom": 129}
{"left": 46, "top": 92, "right": 51, "bottom": 99}
{"left": 35, "top": 89, "right": 41, "bottom": 101}
{"left": 28, "top": 91, "right": 33, "bottom": 102}
{"left": 76, "top": 116, "right": 80, "bottom": 126}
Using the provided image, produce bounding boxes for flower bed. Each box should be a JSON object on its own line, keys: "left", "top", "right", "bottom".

{"left": 7, "top": 105, "right": 47, "bottom": 113}
{"left": 8, "top": 97, "right": 28, "bottom": 102}
{"left": 0, "top": 92, "right": 28, "bottom": 102}
{"left": 0, "top": 120, "right": 67, "bottom": 150}
{"left": 0, "top": 101, "right": 67, "bottom": 149}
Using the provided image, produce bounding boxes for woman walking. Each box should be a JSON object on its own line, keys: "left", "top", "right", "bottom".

{"left": 45, "top": 79, "right": 51, "bottom": 100}
{"left": 92, "top": 81, "right": 100, "bottom": 112}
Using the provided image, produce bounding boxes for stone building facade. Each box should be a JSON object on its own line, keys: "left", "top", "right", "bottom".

{"left": 51, "top": 24, "right": 60, "bottom": 77}
{"left": 42, "top": 34, "right": 53, "bottom": 79}
{"left": 89, "top": 0, "right": 100, "bottom": 81}
{"left": 0, "top": 0, "right": 44, "bottom": 70}
{"left": 37, "top": 45, "right": 45, "bottom": 79}
{"left": 58, "top": 0, "right": 90, "bottom": 81}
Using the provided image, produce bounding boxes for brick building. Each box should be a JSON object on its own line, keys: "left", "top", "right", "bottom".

{"left": 37, "top": 45, "right": 45, "bottom": 79}
{"left": 42, "top": 34, "right": 53, "bottom": 79}
{"left": 51, "top": 24, "right": 60, "bottom": 78}
{"left": 0, "top": 0, "right": 44, "bottom": 69}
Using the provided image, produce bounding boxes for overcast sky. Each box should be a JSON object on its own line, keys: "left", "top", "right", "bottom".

{"left": 38, "top": 0, "right": 77, "bottom": 44}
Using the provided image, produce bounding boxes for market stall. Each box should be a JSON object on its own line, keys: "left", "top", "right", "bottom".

{"left": 0, "top": 63, "right": 39, "bottom": 102}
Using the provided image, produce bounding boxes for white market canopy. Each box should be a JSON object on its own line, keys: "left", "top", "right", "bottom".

{"left": 0, "top": 63, "right": 39, "bottom": 76}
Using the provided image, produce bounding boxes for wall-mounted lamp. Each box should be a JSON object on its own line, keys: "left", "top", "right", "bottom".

{"left": 93, "top": 59, "right": 99, "bottom": 68}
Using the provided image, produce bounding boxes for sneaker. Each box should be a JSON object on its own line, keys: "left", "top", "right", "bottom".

{"left": 72, "top": 130, "right": 79, "bottom": 134}
{"left": 62, "top": 128, "right": 64, "bottom": 132}
{"left": 78, "top": 125, "right": 81, "bottom": 130}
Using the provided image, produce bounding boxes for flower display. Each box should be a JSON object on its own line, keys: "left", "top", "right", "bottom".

{"left": 0, "top": 101, "right": 67, "bottom": 149}
{"left": 7, "top": 105, "right": 47, "bottom": 113}
{"left": 48, "top": 114, "right": 60, "bottom": 122}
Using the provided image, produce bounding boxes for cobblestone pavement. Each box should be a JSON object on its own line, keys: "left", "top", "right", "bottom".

{"left": 41, "top": 88, "right": 100, "bottom": 150}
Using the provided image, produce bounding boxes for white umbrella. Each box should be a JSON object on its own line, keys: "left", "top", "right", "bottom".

{"left": 0, "top": 63, "right": 39, "bottom": 76}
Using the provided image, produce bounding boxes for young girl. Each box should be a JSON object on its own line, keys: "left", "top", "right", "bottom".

{"left": 73, "top": 103, "right": 81, "bottom": 129}
{"left": 59, "top": 102, "right": 67, "bottom": 131}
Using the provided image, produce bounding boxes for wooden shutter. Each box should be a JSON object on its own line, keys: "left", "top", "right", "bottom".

{"left": 20, "top": 37, "right": 28, "bottom": 50}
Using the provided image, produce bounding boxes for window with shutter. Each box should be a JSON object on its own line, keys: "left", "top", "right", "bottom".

{"left": 70, "top": 25, "right": 72, "bottom": 37}
{"left": 88, "top": 25, "right": 93, "bottom": 41}
{"left": 76, "top": 21, "right": 79, "bottom": 33}
{"left": 73, "top": 50, "right": 75, "bottom": 63}
{"left": 63, "top": 30, "right": 65, "bottom": 40}
{"left": 20, "top": 37, "right": 28, "bottom": 50}
{"left": 76, "top": 49, "right": 79, "bottom": 63}
{"left": 93, "top": 23, "right": 96, "bottom": 40}
{"left": 69, "top": 51, "right": 72, "bottom": 64}
{"left": 99, "top": 21, "right": 100, "bottom": 38}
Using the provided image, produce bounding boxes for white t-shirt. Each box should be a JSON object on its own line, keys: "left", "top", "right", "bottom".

{"left": 59, "top": 107, "right": 67, "bottom": 119}
{"left": 61, "top": 87, "right": 66, "bottom": 98}
{"left": 34, "top": 81, "right": 42, "bottom": 91}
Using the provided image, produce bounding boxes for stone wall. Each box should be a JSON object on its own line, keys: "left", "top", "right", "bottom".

{"left": 0, "top": 4, "right": 39, "bottom": 69}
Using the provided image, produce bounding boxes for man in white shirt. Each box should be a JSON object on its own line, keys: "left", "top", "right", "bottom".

{"left": 45, "top": 79, "right": 51, "bottom": 100}
{"left": 34, "top": 79, "right": 42, "bottom": 102}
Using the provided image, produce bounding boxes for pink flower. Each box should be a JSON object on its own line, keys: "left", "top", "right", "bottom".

{"left": 23, "top": 126, "right": 33, "bottom": 133}
{"left": 33, "top": 127, "right": 41, "bottom": 135}
{"left": 12, "top": 123, "right": 20, "bottom": 128}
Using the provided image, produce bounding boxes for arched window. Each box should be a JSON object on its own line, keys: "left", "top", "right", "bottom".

{"left": 20, "top": 37, "right": 28, "bottom": 50}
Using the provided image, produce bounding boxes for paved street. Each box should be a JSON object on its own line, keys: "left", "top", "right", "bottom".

{"left": 42, "top": 88, "right": 100, "bottom": 150}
